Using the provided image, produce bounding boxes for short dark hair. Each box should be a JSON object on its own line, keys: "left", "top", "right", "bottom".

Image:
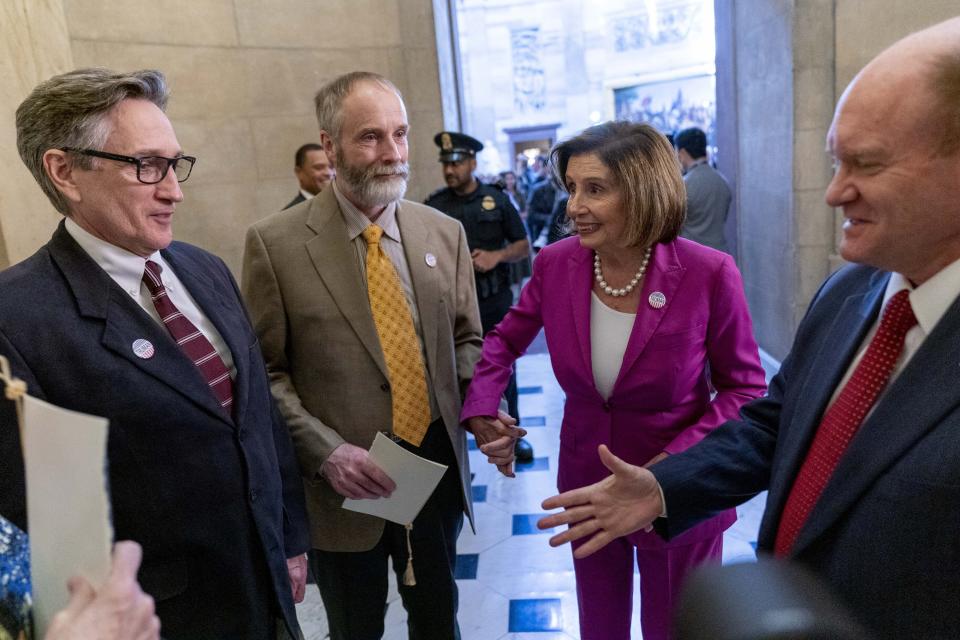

{"left": 551, "top": 121, "right": 685, "bottom": 248}
{"left": 295, "top": 143, "right": 323, "bottom": 168}
{"left": 674, "top": 127, "right": 708, "bottom": 159}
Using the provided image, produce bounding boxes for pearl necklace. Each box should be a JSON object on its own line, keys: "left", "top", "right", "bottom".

{"left": 594, "top": 248, "right": 652, "bottom": 297}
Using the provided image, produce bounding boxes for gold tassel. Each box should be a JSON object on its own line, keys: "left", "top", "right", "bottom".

{"left": 0, "top": 355, "right": 27, "bottom": 443}
{"left": 402, "top": 522, "right": 416, "bottom": 586}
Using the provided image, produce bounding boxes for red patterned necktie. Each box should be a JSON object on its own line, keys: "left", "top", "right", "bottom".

{"left": 775, "top": 289, "right": 917, "bottom": 556}
{"left": 142, "top": 260, "right": 235, "bottom": 415}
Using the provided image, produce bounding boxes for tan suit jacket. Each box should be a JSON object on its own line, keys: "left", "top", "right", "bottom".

{"left": 242, "top": 187, "right": 482, "bottom": 551}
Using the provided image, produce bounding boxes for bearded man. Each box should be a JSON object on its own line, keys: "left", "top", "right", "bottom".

{"left": 241, "top": 72, "right": 521, "bottom": 640}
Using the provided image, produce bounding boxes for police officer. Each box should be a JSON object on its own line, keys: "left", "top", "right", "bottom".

{"left": 425, "top": 131, "right": 534, "bottom": 462}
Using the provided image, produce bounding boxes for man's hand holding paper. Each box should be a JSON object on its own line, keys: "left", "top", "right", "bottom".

{"left": 321, "top": 442, "right": 396, "bottom": 499}
{"left": 341, "top": 433, "right": 448, "bottom": 525}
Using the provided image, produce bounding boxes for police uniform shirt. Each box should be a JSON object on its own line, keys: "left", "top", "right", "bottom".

{"left": 425, "top": 183, "right": 526, "bottom": 298}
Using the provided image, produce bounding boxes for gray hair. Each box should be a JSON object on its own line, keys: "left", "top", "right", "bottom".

{"left": 313, "top": 71, "right": 402, "bottom": 142}
{"left": 15, "top": 68, "right": 169, "bottom": 215}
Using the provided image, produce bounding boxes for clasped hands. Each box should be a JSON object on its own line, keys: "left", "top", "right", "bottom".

{"left": 467, "top": 410, "right": 526, "bottom": 477}
{"left": 536, "top": 445, "right": 666, "bottom": 558}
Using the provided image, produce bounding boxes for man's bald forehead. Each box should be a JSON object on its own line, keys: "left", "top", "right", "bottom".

{"left": 832, "top": 17, "right": 960, "bottom": 155}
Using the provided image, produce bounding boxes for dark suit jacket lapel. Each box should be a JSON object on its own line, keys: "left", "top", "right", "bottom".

{"left": 397, "top": 203, "right": 440, "bottom": 381}
{"left": 303, "top": 191, "right": 390, "bottom": 379}
{"left": 613, "top": 241, "right": 685, "bottom": 391}
{"left": 764, "top": 274, "right": 886, "bottom": 542}
{"left": 793, "top": 278, "right": 960, "bottom": 554}
{"left": 48, "top": 224, "right": 232, "bottom": 427}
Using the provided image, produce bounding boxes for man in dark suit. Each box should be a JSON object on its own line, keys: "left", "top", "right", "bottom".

{"left": 539, "top": 17, "right": 960, "bottom": 640}
{"left": 284, "top": 143, "right": 335, "bottom": 210}
{"left": 0, "top": 68, "right": 310, "bottom": 639}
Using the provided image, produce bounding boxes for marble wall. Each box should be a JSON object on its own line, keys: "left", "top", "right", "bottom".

{"left": 0, "top": 1, "right": 74, "bottom": 269}
{"left": 0, "top": 0, "right": 447, "bottom": 274}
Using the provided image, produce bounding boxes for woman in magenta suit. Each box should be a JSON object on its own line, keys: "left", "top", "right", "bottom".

{"left": 461, "top": 122, "right": 766, "bottom": 640}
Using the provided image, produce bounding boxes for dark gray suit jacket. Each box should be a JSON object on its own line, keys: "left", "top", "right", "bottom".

{"left": 652, "top": 264, "right": 960, "bottom": 639}
{"left": 0, "top": 223, "right": 310, "bottom": 639}
{"left": 680, "top": 162, "right": 731, "bottom": 253}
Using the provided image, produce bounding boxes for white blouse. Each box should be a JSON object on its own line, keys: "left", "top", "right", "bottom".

{"left": 590, "top": 291, "right": 636, "bottom": 400}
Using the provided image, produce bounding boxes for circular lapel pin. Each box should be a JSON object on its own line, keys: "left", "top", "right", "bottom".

{"left": 425, "top": 253, "right": 437, "bottom": 267}
{"left": 132, "top": 338, "right": 155, "bottom": 359}
{"left": 648, "top": 291, "right": 666, "bottom": 309}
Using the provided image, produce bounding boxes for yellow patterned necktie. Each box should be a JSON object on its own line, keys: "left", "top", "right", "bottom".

{"left": 362, "top": 224, "right": 431, "bottom": 446}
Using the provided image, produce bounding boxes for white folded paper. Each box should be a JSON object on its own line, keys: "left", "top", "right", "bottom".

{"left": 342, "top": 432, "right": 448, "bottom": 525}
{"left": 22, "top": 394, "right": 112, "bottom": 639}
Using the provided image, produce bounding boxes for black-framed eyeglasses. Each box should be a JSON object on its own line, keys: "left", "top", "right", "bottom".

{"left": 62, "top": 148, "right": 196, "bottom": 184}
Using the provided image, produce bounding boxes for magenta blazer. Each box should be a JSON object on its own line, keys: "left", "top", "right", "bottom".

{"left": 461, "top": 236, "right": 767, "bottom": 548}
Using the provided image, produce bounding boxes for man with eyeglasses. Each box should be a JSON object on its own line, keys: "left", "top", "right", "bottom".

{"left": 0, "top": 68, "right": 310, "bottom": 640}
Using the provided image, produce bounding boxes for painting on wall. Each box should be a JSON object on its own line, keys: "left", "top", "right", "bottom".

{"left": 613, "top": 73, "right": 716, "bottom": 144}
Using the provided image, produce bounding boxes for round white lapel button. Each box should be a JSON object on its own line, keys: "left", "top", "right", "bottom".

{"left": 648, "top": 291, "right": 666, "bottom": 309}
{"left": 132, "top": 338, "right": 155, "bottom": 359}
{"left": 425, "top": 253, "right": 437, "bottom": 268}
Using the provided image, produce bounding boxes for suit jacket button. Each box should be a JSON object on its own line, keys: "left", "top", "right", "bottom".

{"left": 380, "top": 382, "right": 390, "bottom": 392}
{"left": 249, "top": 489, "right": 258, "bottom": 503}
{"left": 602, "top": 402, "right": 611, "bottom": 412}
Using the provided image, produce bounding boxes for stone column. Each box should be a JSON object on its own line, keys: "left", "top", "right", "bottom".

{"left": 730, "top": 0, "right": 798, "bottom": 360}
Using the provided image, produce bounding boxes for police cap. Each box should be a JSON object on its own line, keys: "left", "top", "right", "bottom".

{"left": 434, "top": 131, "right": 483, "bottom": 162}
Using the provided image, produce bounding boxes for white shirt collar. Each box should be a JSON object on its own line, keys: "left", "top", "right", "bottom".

{"left": 64, "top": 218, "right": 161, "bottom": 294}
{"left": 299, "top": 188, "right": 317, "bottom": 201}
{"left": 884, "top": 256, "right": 960, "bottom": 335}
{"left": 331, "top": 180, "right": 400, "bottom": 242}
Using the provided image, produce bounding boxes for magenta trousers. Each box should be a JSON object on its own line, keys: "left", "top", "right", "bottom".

{"left": 571, "top": 533, "right": 723, "bottom": 640}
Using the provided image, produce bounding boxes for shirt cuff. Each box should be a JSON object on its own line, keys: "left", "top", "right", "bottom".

{"left": 657, "top": 481, "right": 668, "bottom": 518}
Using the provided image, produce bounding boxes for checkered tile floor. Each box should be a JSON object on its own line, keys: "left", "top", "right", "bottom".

{"left": 297, "top": 352, "right": 767, "bottom": 639}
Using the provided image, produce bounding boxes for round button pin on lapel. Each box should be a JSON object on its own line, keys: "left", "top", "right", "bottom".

{"left": 132, "top": 338, "right": 155, "bottom": 359}
{"left": 425, "top": 253, "right": 437, "bottom": 268}
{"left": 648, "top": 291, "right": 666, "bottom": 309}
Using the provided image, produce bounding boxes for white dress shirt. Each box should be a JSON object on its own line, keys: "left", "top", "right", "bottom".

{"left": 828, "top": 258, "right": 960, "bottom": 410}
{"left": 64, "top": 218, "right": 236, "bottom": 376}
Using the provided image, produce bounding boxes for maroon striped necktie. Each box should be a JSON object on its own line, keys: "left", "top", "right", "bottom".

{"left": 142, "top": 260, "right": 234, "bottom": 415}
{"left": 774, "top": 289, "right": 917, "bottom": 556}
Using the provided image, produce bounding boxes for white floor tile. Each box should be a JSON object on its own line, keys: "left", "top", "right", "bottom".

{"left": 456, "top": 580, "right": 511, "bottom": 639}
{"left": 459, "top": 502, "right": 514, "bottom": 554}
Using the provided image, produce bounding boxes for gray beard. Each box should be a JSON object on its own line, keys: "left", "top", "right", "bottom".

{"left": 337, "top": 156, "right": 409, "bottom": 209}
